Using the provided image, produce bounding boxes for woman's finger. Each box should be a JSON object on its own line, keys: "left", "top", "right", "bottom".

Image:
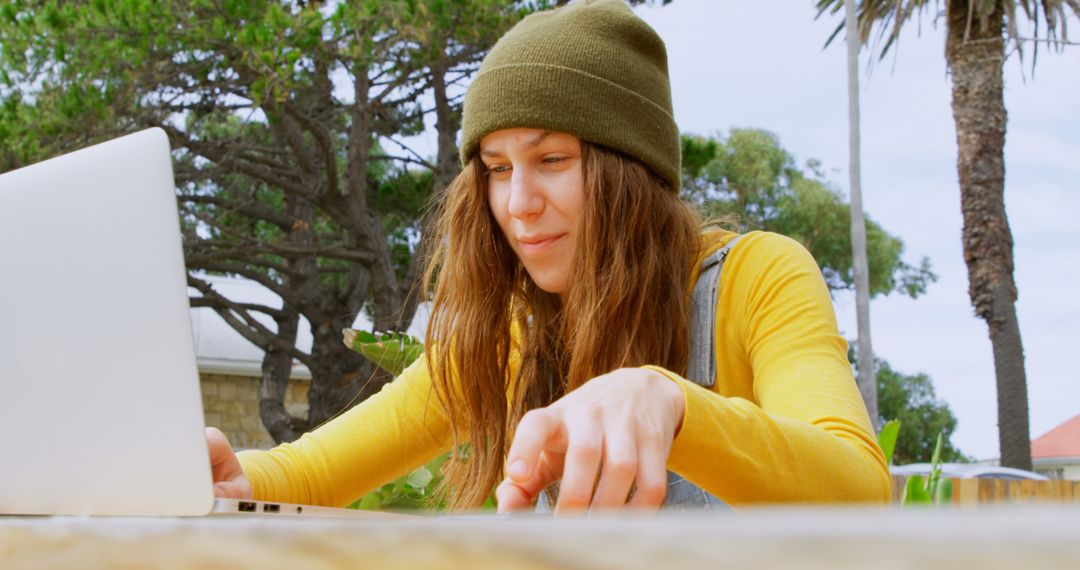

{"left": 206, "top": 427, "right": 239, "bottom": 479}
{"left": 214, "top": 480, "right": 250, "bottom": 499}
{"left": 504, "top": 409, "right": 565, "bottom": 484}
{"left": 627, "top": 426, "right": 669, "bottom": 509}
{"left": 590, "top": 424, "right": 638, "bottom": 509}
{"left": 205, "top": 427, "right": 252, "bottom": 499}
{"left": 554, "top": 412, "right": 603, "bottom": 514}
{"left": 495, "top": 450, "right": 565, "bottom": 513}
{"left": 495, "top": 477, "right": 535, "bottom": 513}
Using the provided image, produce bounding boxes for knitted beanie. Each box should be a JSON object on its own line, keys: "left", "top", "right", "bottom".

{"left": 460, "top": 0, "right": 680, "bottom": 191}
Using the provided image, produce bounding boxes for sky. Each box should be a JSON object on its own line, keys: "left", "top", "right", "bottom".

{"left": 629, "top": 0, "right": 1079, "bottom": 461}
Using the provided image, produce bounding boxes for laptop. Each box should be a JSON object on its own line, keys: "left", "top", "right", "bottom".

{"left": 0, "top": 129, "right": 397, "bottom": 519}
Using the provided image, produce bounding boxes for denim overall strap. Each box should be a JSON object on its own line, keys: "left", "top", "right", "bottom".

{"left": 535, "top": 236, "right": 742, "bottom": 513}
{"left": 662, "top": 234, "right": 743, "bottom": 511}
{"left": 687, "top": 235, "right": 743, "bottom": 389}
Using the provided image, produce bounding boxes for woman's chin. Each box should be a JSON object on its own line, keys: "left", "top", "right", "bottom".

{"left": 526, "top": 272, "right": 569, "bottom": 298}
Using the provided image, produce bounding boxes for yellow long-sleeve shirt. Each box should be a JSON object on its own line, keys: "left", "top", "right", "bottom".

{"left": 238, "top": 231, "right": 891, "bottom": 507}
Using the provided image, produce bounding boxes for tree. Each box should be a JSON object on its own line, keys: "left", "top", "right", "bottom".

{"left": 875, "top": 359, "right": 969, "bottom": 464}
{"left": 0, "top": 0, "right": 523, "bottom": 443}
{"left": 843, "top": 0, "right": 877, "bottom": 424}
{"left": 815, "top": 0, "right": 1079, "bottom": 470}
{"left": 681, "top": 129, "right": 936, "bottom": 299}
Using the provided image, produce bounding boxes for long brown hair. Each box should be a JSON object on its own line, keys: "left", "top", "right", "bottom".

{"left": 421, "top": 141, "right": 702, "bottom": 510}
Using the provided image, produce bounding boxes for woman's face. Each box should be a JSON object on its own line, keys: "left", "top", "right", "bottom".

{"left": 481, "top": 128, "right": 585, "bottom": 298}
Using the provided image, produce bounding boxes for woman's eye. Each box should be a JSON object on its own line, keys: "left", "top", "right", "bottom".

{"left": 542, "top": 156, "right": 566, "bottom": 164}
{"left": 486, "top": 165, "right": 511, "bottom": 176}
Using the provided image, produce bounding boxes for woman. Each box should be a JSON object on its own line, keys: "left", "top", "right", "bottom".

{"left": 207, "top": 0, "right": 890, "bottom": 514}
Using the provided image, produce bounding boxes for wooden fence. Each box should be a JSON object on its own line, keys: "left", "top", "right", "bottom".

{"left": 891, "top": 476, "right": 1080, "bottom": 505}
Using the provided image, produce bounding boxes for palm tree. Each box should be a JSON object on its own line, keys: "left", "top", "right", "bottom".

{"left": 816, "top": 0, "right": 1079, "bottom": 470}
{"left": 843, "top": 0, "right": 878, "bottom": 427}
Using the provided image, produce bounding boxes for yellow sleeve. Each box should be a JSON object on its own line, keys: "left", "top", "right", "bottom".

{"left": 236, "top": 355, "right": 453, "bottom": 507}
{"left": 649, "top": 231, "right": 890, "bottom": 505}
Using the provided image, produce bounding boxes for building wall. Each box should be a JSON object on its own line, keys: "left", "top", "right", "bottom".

{"left": 199, "top": 373, "right": 310, "bottom": 450}
{"left": 1034, "top": 460, "right": 1080, "bottom": 481}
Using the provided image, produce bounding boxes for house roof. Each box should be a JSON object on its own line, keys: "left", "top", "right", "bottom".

{"left": 1031, "top": 413, "right": 1080, "bottom": 459}
{"left": 190, "top": 275, "right": 315, "bottom": 378}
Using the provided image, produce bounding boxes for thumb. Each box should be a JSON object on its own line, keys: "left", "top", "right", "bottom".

{"left": 214, "top": 479, "right": 252, "bottom": 500}
{"left": 496, "top": 451, "right": 563, "bottom": 513}
{"left": 206, "top": 427, "right": 243, "bottom": 480}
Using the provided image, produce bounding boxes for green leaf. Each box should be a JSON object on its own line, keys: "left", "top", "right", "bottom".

{"left": 927, "top": 432, "right": 945, "bottom": 502}
{"left": 902, "top": 475, "right": 932, "bottom": 505}
{"left": 2, "top": 4, "right": 18, "bottom": 25}
{"left": 876, "top": 419, "right": 901, "bottom": 466}
{"left": 406, "top": 467, "right": 433, "bottom": 490}
{"left": 934, "top": 478, "right": 953, "bottom": 505}
{"left": 930, "top": 432, "right": 944, "bottom": 468}
{"left": 345, "top": 328, "right": 424, "bottom": 376}
{"left": 355, "top": 491, "right": 383, "bottom": 511}
{"left": 211, "top": 16, "right": 226, "bottom": 38}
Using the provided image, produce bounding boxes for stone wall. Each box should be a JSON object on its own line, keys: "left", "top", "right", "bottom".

{"left": 199, "top": 373, "right": 310, "bottom": 450}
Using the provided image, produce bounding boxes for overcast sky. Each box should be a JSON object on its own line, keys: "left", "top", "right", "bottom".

{"left": 628, "top": 1, "right": 1079, "bottom": 461}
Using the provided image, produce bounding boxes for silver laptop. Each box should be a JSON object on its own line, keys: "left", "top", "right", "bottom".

{"left": 0, "top": 129, "right": 395, "bottom": 519}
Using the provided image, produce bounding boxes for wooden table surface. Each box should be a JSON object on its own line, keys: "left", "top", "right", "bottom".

{"left": 3, "top": 506, "right": 1080, "bottom": 569}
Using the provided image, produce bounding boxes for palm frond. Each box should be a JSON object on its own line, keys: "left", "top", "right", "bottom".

{"left": 815, "top": 0, "right": 936, "bottom": 59}
{"left": 815, "top": 0, "right": 1080, "bottom": 63}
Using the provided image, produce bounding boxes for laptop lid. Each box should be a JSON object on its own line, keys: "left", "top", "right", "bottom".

{"left": 0, "top": 128, "right": 215, "bottom": 516}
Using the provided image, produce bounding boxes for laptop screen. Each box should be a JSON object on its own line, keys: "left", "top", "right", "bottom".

{"left": 0, "top": 129, "right": 215, "bottom": 516}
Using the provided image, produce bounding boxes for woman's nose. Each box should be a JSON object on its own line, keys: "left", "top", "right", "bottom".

{"left": 507, "top": 168, "right": 544, "bottom": 219}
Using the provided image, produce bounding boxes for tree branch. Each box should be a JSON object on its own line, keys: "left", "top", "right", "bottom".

{"left": 191, "top": 261, "right": 300, "bottom": 306}
{"left": 369, "top": 153, "right": 435, "bottom": 170}
{"left": 178, "top": 193, "right": 295, "bottom": 230}
{"left": 187, "top": 275, "right": 316, "bottom": 368}
{"left": 380, "top": 137, "right": 436, "bottom": 170}
{"left": 189, "top": 237, "right": 376, "bottom": 264}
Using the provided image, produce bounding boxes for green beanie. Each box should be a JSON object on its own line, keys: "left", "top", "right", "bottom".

{"left": 460, "top": 0, "right": 680, "bottom": 191}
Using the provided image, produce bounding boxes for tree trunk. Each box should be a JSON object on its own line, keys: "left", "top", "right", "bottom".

{"left": 946, "top": 0, "right": 1031, "bottom": 470}
{"left": 844, "top": 0, "right": 877, "bottom": 426}
{"left": 431, "top": 56, "right": 462, "bottom": 196}
{"left": 259, "top": 311, "right": 308, "bottom": 443}
{"left": 307, "top": 329, "right": 387, "bottom": 429}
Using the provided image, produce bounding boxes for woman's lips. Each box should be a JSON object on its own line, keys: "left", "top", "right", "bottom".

{"left": 518, "top": 233, "right": 565, "bottom": 255}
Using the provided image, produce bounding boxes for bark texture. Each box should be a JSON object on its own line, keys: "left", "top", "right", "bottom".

{"left": 946, "top": 0, "right": 1031, "bottom": 469}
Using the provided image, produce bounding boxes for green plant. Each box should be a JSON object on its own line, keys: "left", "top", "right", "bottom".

{"left": 342, "top": 329, "right": 498, "bottom": 512}
{"left": 349, "top": 453, "right": 450, "bottom": 512}
{"left": 901, "top": 432, "right": 953, "bottom": 506}
{"left": 342, "top": 328, "right": 442, "bottom": 510}
{"left": 877, "top": 419, "right": 901, "bottom": 466}
{"left": 880, "top": 420, "right": 953, "bottom": 506}
{"left": 343, "top": 329, "right": 425, "bottom": 377}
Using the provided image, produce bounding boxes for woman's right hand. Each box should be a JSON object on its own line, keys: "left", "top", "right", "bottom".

{"left": 205, "top": 427, "right": 252, "bottom": 499}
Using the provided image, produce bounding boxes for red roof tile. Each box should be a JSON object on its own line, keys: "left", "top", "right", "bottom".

{"left": 1032, "top": 413, "right": 1080, "bottom": 458}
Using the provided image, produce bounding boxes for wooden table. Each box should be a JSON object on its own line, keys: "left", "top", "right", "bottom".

{"left": 3, "top": 507, "right": 1079, "bottom": 569}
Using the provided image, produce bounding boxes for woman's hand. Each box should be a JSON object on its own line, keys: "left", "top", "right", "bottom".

{"left": 205, "top": 427, "right": 253, "bottom": 499}
{"left": 495, "top": 368, "right": 685, "bottom": 515}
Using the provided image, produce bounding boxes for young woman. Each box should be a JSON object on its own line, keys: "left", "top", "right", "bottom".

{"left": 207, "top": 0, "right": 890, "bottom": 514}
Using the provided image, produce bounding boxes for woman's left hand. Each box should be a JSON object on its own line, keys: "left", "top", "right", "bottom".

{"left": 495, "top": 367, "right": 685, "bottom": 515}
